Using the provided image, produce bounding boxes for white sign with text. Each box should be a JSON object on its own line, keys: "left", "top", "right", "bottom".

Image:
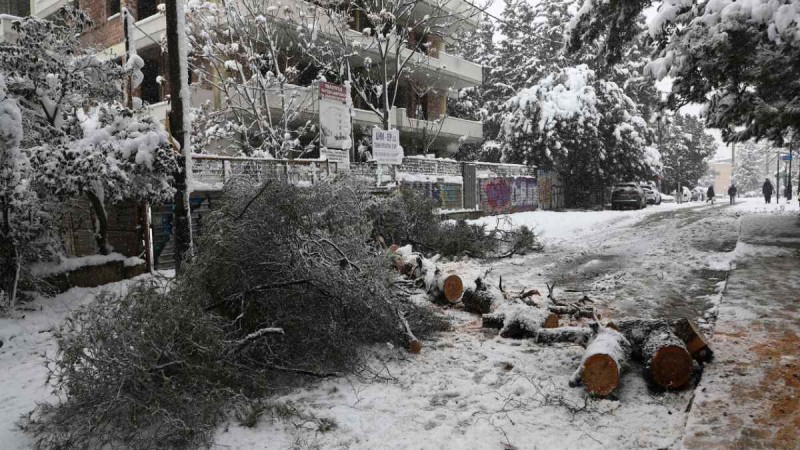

{"left": 372, "top": 128, "right": 403, "bottom": 165}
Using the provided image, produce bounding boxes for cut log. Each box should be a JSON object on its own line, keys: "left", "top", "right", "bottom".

{"left": 533, "top": 326, "right": 595, "bottom": 346}
{"left": 672, "top": 318, "right": 713, "bottom": 362}
{"left": 388, "top": 244, "right": 400, "bottom": 253}
{"left": 462, "top": 287, "right": 495, "bottom": 314}
{"left": 572, "top": 328, "right": 631, "bottom": 397}
{"left": 483, "top": 303, "right": 560, "bottom": 338}
{"left": 437, "top": 274, "right": 464, "bottom": 303}
{"left": 482, "top": 312, "right": 505, "bottom": 329}
{"left": 462, "top": 278, "right": 503, "bottom": 314}
{"left": 607, "top": 318, "right": 694, "bottom": 389}
{"left": 641, "top": 323, "right": 693, "bottom": 389}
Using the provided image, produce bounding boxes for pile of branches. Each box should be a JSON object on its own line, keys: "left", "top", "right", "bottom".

{"left": 21, "top": 179, "right": 447, "bottom": 449}
{"left": 368, "top": 190, "right": 540, "bottom": 258}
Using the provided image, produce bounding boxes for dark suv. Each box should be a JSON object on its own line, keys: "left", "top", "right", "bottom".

{"left": 611, "top": 182, "right": 647, "bottom": 210}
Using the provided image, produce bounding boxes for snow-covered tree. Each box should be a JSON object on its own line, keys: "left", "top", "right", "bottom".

{"left": 315, "top": 0, "right": 478, "bottom": 153}
{"left": 186, "top": 0, "right": 336, "bottom": 158}
{"left": 657, "top": 113, "right": 717, "bottom": 193}
{"left": 1, "top": 75, "right": 41, "bottom": 308}
{"left": 499, "top": 64, "right": 659, "bottom": 206}
{"left": 733, "top": 141, "right": 766, "bottom": 194}
{"left": 567, "top": 0, "right": 800, "bottom": 146}
{"left": 0, "top": 10, "right": 177, "bottom": 256}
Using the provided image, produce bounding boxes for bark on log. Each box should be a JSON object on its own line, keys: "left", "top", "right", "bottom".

{"left": 462, "top": 287, "right": 495, "bottom": 314}
{"left": 672, "top": 318, "right": 713, "bottom": 362}
{"left": 607, "top": 318, "right": 694, "bottom": 389}
{"left": 481, "top": 303, "right": 559, "bottom": 337}
{"left": 462, "top": 278, "right": 501, "bottom": 314}
{"left": 572, "top": 328, "right": 631, "bottom": 397}
{"left": 533, "top": 327, "right": 595, "bottom": 346}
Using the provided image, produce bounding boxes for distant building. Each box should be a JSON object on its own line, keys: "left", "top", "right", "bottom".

{"left": 708, "top": 157, "right": 732, "bottom": 194}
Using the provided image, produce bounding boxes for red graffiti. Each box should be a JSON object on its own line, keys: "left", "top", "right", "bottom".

{"left": 484, "top": 178, "right": 511, "bottom": 210}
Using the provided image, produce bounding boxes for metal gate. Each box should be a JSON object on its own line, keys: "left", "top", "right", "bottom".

{"left": 462, "top": 163, "right": 478, "bottom": 210}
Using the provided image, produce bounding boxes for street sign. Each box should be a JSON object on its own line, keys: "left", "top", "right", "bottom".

{"left": 372, "top": 128, "right": 403, "bottom": 165}
{"left": 319, "top": 82, "right": 352, "bottom": 150}
{"left": 320, "top": 148, "right": 350, "bottom": 171}
{"left": 781, "top": 154, "right": 793, "bottom": 161}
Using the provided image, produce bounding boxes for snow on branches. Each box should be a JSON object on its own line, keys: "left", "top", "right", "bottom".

{"left": 499, "top": 65, "right": 659, "bottom": 202}
{"left": 569, "top": 0, "right": 800, "bottom": 145}
{"left": 1, "top": 9, "right": 177, "bottom": 256}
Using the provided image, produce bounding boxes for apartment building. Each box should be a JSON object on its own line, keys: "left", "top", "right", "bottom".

{"left": 2, "top": 0, "right": 483, "bottom": 156}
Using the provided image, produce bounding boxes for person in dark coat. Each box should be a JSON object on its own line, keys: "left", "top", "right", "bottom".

{"left": 762, "top": 178, "right": 774, "bottom": 203}
{"left": 728, "top": 184, "right": 737, "bottom": 204}
{"left": 706, "top": 185, "right": 715, "bottom": 204}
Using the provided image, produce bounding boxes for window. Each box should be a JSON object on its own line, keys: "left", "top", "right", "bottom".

{"left": 106, "top": 0, "right": 120, "bottom": 18}
{"left": 137, "top": 0, "right": 158, "bottom": 21}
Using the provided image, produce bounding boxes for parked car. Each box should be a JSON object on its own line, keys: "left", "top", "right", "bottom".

{"left": 671, "top": 186, "right": 692, "bottom": 202}
{"left": 612, "top": 182, "right": 647, "bottom": 209}
{"left": 661, "top": 193, "right": 676, "bottom": 203}
{"left": 642, "top": 186, "right": 662, "bottom": 205}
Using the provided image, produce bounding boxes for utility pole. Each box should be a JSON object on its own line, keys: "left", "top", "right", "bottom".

{"left": 165, "top": 0, "right": 193, "bottom": 272}
{"left": 776, "top": 151, "right": 781, "bottom": 203}
{"left": 788, "top": 149, "right": 793, "bottom": 200}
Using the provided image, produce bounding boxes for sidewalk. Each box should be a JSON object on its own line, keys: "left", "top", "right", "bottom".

{"left": 682, "top": 215, "right": 800, "bottom": 449}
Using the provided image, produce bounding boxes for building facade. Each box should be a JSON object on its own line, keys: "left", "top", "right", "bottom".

{"left": 2, "top": 0, "right": 483, "bottom": 156}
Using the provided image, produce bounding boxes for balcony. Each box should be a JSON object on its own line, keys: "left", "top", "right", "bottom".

{"left": 0, "top": 15, "right": 18, "bottom": 43}
{"left": 132, "top": 12, "right": 166, "bottom": 51}
{"left": 30, "top": 0, "right": 65, "bottom": 18}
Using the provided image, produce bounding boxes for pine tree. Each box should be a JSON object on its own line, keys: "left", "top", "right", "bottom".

{"left": 567, "top": 0, "right": 800, "bottom": 146}
{"left": 658, "top": 114, "right": 716, "bottom": 193}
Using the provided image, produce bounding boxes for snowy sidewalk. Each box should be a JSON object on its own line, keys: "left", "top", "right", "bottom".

{"left": 682, "top": 214, "right": 800, "bottom": 449}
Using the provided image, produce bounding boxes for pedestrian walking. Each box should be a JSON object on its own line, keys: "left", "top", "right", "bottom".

{"left": 728, "top": 184, "right": 737, "bottom": 205}
{"left": 706, "top": 185, "right": 715, "bottom": 204}
{"left": 763, "top": 178, "right": 774, "bottom": 203}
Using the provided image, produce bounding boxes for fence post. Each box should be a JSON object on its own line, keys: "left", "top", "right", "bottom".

{"left": 223, "top": 160, "right": 231, "bottom": 183}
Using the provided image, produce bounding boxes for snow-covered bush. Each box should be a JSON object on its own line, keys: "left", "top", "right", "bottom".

{"left": 20, "top": 281, "right": 237, "bottom": 449}
{"left": 499, "top": 65, "right": 659, "bottom": 206}
{"left": 368, "top": 189, "right": 540, "bottom": 257}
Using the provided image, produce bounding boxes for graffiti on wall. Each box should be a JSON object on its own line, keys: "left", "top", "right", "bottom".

{"left": 536, "top": 170, "right": 563, "bottom": 210}
{"left": 401, "top": 182, "right": 463, "bottom": 210}
{"left": 480, "top": 176, "right": 537, "bottom": 214}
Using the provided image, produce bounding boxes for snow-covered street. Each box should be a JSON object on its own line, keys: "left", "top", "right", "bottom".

{"left": 1, "top": 198, "right": 796, "bottom": 449}
{"left": 209, "top": 198, "right": 798, "bottom": 449}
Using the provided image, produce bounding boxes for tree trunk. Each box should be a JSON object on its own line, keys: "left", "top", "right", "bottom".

{"left": 548, "top": 305, "right": 597, "bottom": 319}
{"left": 610, "top": 318, "right": 694, "bottom": 389}
{"left": 165, "top": 0, "right": 192, "bottom": 273}
{"left": 572, "top": 328, "right": 631, "bottom": 397}
{"left": 533, "top": 326, "right": 595, "bottom": 346}
{"left": 86, "top": 190, "right": 110, "bottom": 255}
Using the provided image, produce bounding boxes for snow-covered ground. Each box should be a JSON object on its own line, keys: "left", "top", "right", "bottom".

{"left": 1, "top": 198, "right": 796, "bottom": 449}
{"left": 0, "top": 277, "right": 149, "bottom": 449}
